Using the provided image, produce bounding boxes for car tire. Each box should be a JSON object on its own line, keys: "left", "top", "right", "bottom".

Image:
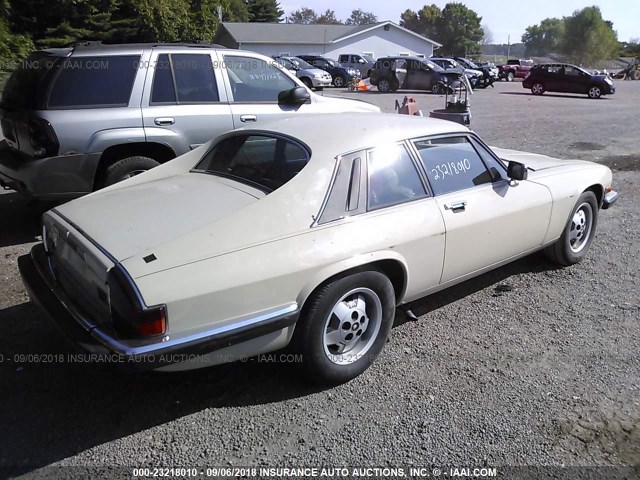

{"left": 293, "top": 270, "right": 396, "bottom": 385}
{"left": 506, "top": 71, "right": 515, "bottom": 82}
{"left": 377, "top": 78, "right": 391, "bottom": 93}
{"left": 531, "top": 82, "right": 545, "bottom": 95}
{"left": 102, "top": 156, "right": 160, "bottom": 187}
{"left": 431, "top": 83, "right": 442, "bottom": 94}
{"left": 633, "top": 70, "right": 640, "bottom": 81}
{"left": 333, "top": 75, "right": 346, "bottom": 87}
{"left": 301, "top": 77, "right": 313, "bottom": 89}
{"left": 588, "top": 85, "right": 602, "bottom": 99}
{"left": 544, "top": 191, "right": 599, "bottom": 266}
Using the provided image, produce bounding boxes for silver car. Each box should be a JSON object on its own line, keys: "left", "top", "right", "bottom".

{"left": 272, "top": 56, "right": 332, "bottom": 90}
{"left": 0, "top": 43, "right": 378, "bottom": 200}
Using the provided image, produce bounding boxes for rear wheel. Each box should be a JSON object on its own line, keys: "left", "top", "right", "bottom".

{"left": 531, "top": 82, "right": 545, "bottom": 95}
{"left": 588, "top": 85, "right": 602, "bottom": 99}
{"left": 102, "top": 156, "right": 159, "bottom": 187}
{"left": 377, "top": 78, "right": 391, "bottom": 93}
{"left": 633, "top": 70, "right": 640, "bottom": 81}
{"left": 293, "top": 271, "right": 395, "bottom": 385}
{"left": 431, "top": 83, "right": 442, "bottom": 94}
{"left": 333, "top": 75, "right": 346, "bottom": 87}
{"left": 506, "top": 71, "right": 515, "bottom": 82}
{"left": 544, "top": 191, "right": 599, "bottom": 266}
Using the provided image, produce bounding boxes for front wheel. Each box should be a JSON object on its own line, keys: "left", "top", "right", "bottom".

{"left": 531, "top": 82, "right": 545, "bottom": 95}
{"left": 506, "top": 71, "right": 515, "bottom": 82}
{"left": 293, "top": 271, "right": 396, "bottom": 385}
{"left": 588, "top": 85, "right": 602, "bottom": 99}
{"left": 544, "top": 191, "right": 599, "bottom": 266}
{"left": 301, "top": 77, "right": 313, "bottom": 89}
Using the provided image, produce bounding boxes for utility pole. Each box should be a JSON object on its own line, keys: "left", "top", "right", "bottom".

{"left": 507, "top": 34, "right": 511, "bottom": 60}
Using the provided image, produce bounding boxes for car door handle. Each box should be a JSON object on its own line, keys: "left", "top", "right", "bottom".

{"left": 154, "top": 117, "right": 175, "bottom": 126}
{"left": 444, "top": 200, "right": 467, "bottom": 212}
{"left": 240, "top": 115, "right": 257, "bottom": 123}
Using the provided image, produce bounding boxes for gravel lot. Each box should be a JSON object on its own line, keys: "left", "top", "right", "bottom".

{"left": 0, "top": 80, "right": 639, "bottom": 478}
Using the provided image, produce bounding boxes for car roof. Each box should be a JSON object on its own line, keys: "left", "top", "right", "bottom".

{"left": 236, "top": 113, "right": 470, "bottom": 158}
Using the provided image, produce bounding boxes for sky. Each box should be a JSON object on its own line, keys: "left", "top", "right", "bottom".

{"left": 278, "top": 0, "right": 640, "bottom": 44}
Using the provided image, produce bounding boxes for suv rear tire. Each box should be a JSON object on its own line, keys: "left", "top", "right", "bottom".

{"left": 506, "top": 71, "right": 515, "bottom": 82}
{"left": 102, "top": 156, "right": 160, "bottom": 187}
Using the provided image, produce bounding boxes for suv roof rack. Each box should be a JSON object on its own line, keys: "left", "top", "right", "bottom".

{"left": 68, "top": 41, "right": 227, "bottom": 51}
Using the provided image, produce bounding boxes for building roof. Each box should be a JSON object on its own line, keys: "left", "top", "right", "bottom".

{"left": 218, "top": 21, "right": 441, "bottom": 47}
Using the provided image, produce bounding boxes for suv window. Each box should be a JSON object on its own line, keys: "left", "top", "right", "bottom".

{"left": 48, "top": 55, "right": 139, "bottom": 108}
{"left": 223, "top": 55, "right": 297, "bottom": 102}
{"left": 193, "top": 134, "right": 309, "bottom": 192}
{"left": 367, "top": 144, "right": 426, "bottom": 210}
{"left": 151, "top": 53, "right": 219, "bottom": 104}
{"left": 1, "top": 52, "right": 61, "bottom": 109}
{"left": 414, "top": 136, "right": 496, "bottom": 195}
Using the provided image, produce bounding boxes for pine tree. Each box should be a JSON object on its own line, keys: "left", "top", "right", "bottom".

{"left": 247, "top": 0, "right": 283, "bottom": 23}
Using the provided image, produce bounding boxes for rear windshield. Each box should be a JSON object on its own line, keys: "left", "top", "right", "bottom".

{"left": 193, "top": 134, "right": 310, "bottom": 193}
{"left": 1, "top": 52, "right": 62, "bottom": 110}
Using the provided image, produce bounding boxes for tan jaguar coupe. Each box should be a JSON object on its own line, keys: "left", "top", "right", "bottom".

{"left": 19, "top": 113, "right": 618, "bottom": 384}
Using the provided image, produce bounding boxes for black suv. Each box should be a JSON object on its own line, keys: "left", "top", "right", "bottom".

{"left": 523, "top": 63, "right": 615, "bottom": 99}
{"left": 369, "top": 56, "right": 461, "bottom": 94}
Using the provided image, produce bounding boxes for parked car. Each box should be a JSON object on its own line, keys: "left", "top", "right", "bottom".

{"left": 370, "top": 57, "right": 463, "bottom": 94}
{"left": 450, "top": 57, "right": 497, "bottom": 87}
{"left": 19, "top": 113, "right": 618, "bottom": 385}
{"left": 337, "top": 53, "right": 375, "bottom": 78}
{"left": 0, "top": 43, "right": 378, "bottom": 200}
{"left": 475, "top": 61, "right": 500, "bottom": 80}
{"left": 271, "top": 56, "right": 332, "bottom": 90}
{"left": 498, "top": 59, "right": 534, "bottom": 81}
{"left": 430, "top": 57, "right": 483, "bottom": 87}
{"left": 523, "top": 63, "right": 616, "bottom": 99}
{"left": 297, "top": 55, "right": 360, "bottom": 88}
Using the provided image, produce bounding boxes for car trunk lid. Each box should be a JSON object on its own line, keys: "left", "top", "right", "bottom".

{"left": 54, "top": 173, "right": 263, "bottom": 262}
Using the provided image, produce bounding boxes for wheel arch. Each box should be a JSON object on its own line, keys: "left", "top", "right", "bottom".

{"left": 585, "top": 183, "right": 604, "bottom": 208}
{"left": 93, "top": 142, "right": 177, "bottom": 189}
{"left": 296, "top": 255, "right": 409, "bottom": 319}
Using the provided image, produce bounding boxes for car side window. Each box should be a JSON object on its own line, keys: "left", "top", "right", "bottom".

{"left": 223, "top": 55, "right": 297, "bottom": 102}
{"left": 414, "top": 136, "right": 495, "bottom": 196}
{"left": 367, "top": 144, "right": 427, "bottom": 210}
{"left": 151, "top": 53, "right": 219, "bottom": 104}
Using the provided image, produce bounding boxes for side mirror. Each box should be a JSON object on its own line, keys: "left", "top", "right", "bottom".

{"left": 507, "top": 161, "right": 528, "bottom": 181}
{"left": 278, "top": 86, "right": 311, "bottom": 105}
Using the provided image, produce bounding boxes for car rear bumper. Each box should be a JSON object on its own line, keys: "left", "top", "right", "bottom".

{"left": 602, "top": 190, "right": 618, "bottom": 209}
{"left": 19, "top": 243, "right": 300, "bottom": 372}
{"left": 0, "top": 140, "right": 100, "bottom": 199}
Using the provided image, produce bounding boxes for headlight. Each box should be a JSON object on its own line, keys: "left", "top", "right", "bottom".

{"left": 313, "top": 73, "right": 323, "bottom": 79}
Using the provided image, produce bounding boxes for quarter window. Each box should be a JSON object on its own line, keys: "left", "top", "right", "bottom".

{"left": 367, "top": 144, "right": 426, "bottom": 210}
{"left": 223, "top": 55, "right": 296, "bottom": 102}
{"left": 48, "top": 55, "right": 139, "bottom": 108}
{"left": 414, "top": 136, "right": 496, "bottom": 195}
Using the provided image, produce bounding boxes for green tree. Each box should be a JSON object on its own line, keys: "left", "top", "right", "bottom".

{"left": 247, "top": 0, "right": 283, "bottom": 23}
{"left": 400, "top": 4, "right": 440, "bottom": 39}
{"left": 316, "top": 9, "right": 340, "bottom": 25}
{"left": 436, "top": 2, "right": 483, "bottom": 56}
{"left": 521, "top": 18, "right": 564, "bottom": 57}
{"left": 222, "top": 0, "right": 250, "bottom": 22}
{"left": 289, "top": 7, "right": 317, "bottom": 24}
{"left": 345, "top": 8, "right": 377, "bottom": 26}
{"left": 560, "top": 6, "right": 618, "bottom": 65}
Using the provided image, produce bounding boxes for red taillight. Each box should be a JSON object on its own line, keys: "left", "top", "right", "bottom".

{"left": 136, "top": 306, "right": 167, "bottom": 337}
{"left": 28, "top": 117, "right": 59, "bottom": 158}
{"left": 108, "top": 266, "right": 167, "bottom": 338}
